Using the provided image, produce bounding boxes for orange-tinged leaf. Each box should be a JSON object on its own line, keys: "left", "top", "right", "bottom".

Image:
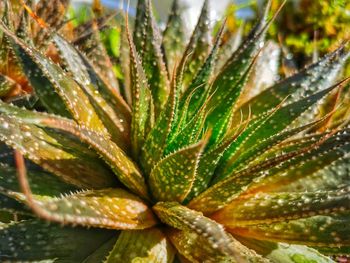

{"left": 212, "top": 188, "right": 350, "bottom": 227}
{"left": 14, "top": 155, "right": 156, "bottom": 230}
{"left": 0, "top": 111, "right": 116, "bottom": 189}
{"left": 229, "top": 212, "right": 350, "bottom": 247}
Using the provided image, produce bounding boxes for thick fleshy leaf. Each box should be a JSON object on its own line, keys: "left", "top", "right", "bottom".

{"left": 153, "top": 202, "right": 242, "bottom": 260}
{"left": 125, "top": 18, "right": 153, "bottom": 157}
{"left": 205, "top": 0, "right": 272, "bottom": 127}
{"left": 105, "top": 228, "right": 175, "bottom": 263}
{"left": 83, "top": 236, "right": 118, "bottom": 263}
{"left": 216, "top": 80, "right": 347, "bottom": 182}
{"left": 0, "top": 191, "right": 28, "bottom": 215}
{"left": 149, "top": 137, "right": 208, "bottom": 203}
{"left": 53, "top": 33, "right": 131, "bottom": 151}
{"left": 222, "top": 114, "right": 335, "bottom": 173}
{"left": 236, "top": 45, "right": 350, "bottom": 121}
{"left": 0, "top": 21, "right": 108, "bottom": 134}
{"left": 0, "top": 219, "right": 116, "bottom": 262}
{"left": 133, "top": 0, "right": 169, "bottom": 113}
{"left": 177, "top": 0, "right": 211, "bottom": 88}
{"left": 0, "top": 159, "right": 76, "bottom": 197}
{"left": 178, "top": 21, "right": 225, "bottom": 131}
{"left": 41, "top": 117, "right": 150, "bottom": 199}
{"left": 237, "top": 238, "right": 335, "bottom": 263}
{"left": 141, "top": 74, "right": 178, "bottom": 175}
{"left": 162, "top": 0, "right": 186, "bottom": 74}
{"left": 188, "top": 129, "right": 350, "bottom": 214}
{"left": 0, "top": 101, "right": 149, "bottom": 198}
{"left": 167, "top": 228, "right": 268, "bottom": 263}
{"left": 0, "top": 146, "right": 75, "bottom": 214}
{"left": 165, "top": 106, "right": 207, "bottom": 154}
{"left": 230, "top": 212, "right": 350, "bottom": 247}
{"left": 14, "top": 187, "right": 157, "bottom": 230}
{"left": 245, "top": 131, "right": 350, "bottom": 194}
{"left": 0, "top": 106, "right": 116, "bottom": 189}
{"left": 185, "top": 127, "right": 245, "bottom": 202}
{"left": 212, "top": 188, "right": 350, "bottom": 227}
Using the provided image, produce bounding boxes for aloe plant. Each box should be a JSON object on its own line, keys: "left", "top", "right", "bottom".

{"left": 0, "top": 0, "right": 349, "bottom": 262}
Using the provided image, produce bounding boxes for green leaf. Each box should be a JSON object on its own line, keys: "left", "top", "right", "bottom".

{"left": 125, "top": 20, "right": 153, "bottom": 157}
{"left": 245, "top": 131, "right": 350, "bottom": 194}
{"left": 41, "top": 117, "right": 150, "bottom": 199}
{"left": 177, "top": 0, "right": 211, "bottom": 88}
{"left": 14, "top": 188, "right": 157, "bottom": 230}
{"left": 83, "top": 236, "right": 119, "bottom": 263}
{"left": 230, "top": 212, "right": 350, "bottom": 247}
{"left": 105, "top": 228, "right": 175, "bottom": 263}
{"left": 216, "top": 80, "right": 346, "bottom": 182}
{"left": 141, "top": 78, "right": 178, "bottom": 175}
{"left": 185, "top": 131, "right": 241, "bottom": 202}
{"left": 0, "top": 219, "right": 116, "bottom": 262}
{"left": 0, "top": 21, "right": 108, "bottom": 134}
{"left": 205, "top": 1, "right": 272, "bottom": 127}
{"left": 52, "top": 33, "right": 131, "bottom": 151}
{"left": 221, "top": 114, "right": 334, "bottom": 174}
{"left": 162, "top": 0, "right": 186, "bottom": 74}
{"left": 165, "top": 105, "right": 207, "bottom": 154}
{"left": 153, "top": 202, "right": 242, "bottom": 260}
{"left": 0, "top": 101, "right": 149, "bottom": 199}
{"left": 149, "top": 136, "right": 208, "bottom": 203}
{"left": 133, "top": 0, "right": 169, "bottom": 114}
{"left": 179, "top": 21, "right": 224, "bottom": 121}
{"left": 167, "top": 228, "right": 268, "bottom": 263}
{"left": 0, "top": 160, "right": 76, "bottom": 197}
{"left": 0, "top": 191, "right": 28, "bottom": 215}
{"left": 236, "top": 45, "right": 350, "bottom": 121}
{"left": 188, "top": 128, "right": 350, "bottom": 214}
{"left": 237, "top": 238, "right": 335, "bottom": 263}
{"left": 212, "top": 188, "right": 350, "bottom": 227}
{"left": 0, "top": 105, "right": 116, "bottom": 189}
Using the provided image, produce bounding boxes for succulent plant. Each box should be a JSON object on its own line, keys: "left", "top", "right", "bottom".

{"left": 0, "top": 0, "right": 349, "bottom": 262}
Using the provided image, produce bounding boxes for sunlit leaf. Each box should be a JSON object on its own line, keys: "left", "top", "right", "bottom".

{"left": 230, "top": 212, "right": 350, "bottom": 247}
{"left": 14, "top": 187, "right": 157, "bottom": 229}
{"left": 236, "top": 45, "right": 350, "bottom": 121}
{"left": 0, "top": 103, "right": 116, "bottom": 189}
{"left": 212, "top": 188, "right": 350, "bottom": 227}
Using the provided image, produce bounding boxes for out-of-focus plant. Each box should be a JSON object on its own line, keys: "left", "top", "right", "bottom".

{"left": 270, "top": 0, "right": 350, "bottom": 66}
